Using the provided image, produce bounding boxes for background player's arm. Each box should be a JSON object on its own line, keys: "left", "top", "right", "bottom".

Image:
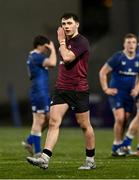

{"left": 99, "top": 63, "right": 118, "bottom": 95}
{"left": 57, "top": 27, "right": 75, "bottom": 63}
{"left": 43, "top": 41, "right": 57, "bottom": 68}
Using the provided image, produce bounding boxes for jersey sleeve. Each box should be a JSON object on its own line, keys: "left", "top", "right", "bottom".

{"left": 70, "top": 37, "right": 89, "bottom": 58}
{"left": 34, "top": 54, "right": 47, "bottom": 66}
{"left": 107, "top": 52, "right": 121, "bottom": 69}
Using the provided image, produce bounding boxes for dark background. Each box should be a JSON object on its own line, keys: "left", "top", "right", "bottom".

{"left": 0, "top": 0, "right": 139, "bottom": 127}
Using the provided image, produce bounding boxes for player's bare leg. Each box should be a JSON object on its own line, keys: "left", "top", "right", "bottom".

{"left": 76, "top": 111, "right": 96, "bottom": 169}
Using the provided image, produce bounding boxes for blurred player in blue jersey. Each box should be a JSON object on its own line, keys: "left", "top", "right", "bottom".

{"left": 22, "top": 35, "right": 57, "bottom": 157}
{"left": 99, "top": 33, "right": 139, "bottom": 156}
{"left": 120, "top": 43, "right": 139, "bottom": 155}
{"left": 121, "top": 96, "right": 139, "bottom": 155}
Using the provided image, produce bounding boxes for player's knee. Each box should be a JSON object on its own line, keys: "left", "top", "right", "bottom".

{"left": 116, "top": 116, "right": 124, "bottom": 125}
{"left": 82, "top": 126, "right": 93, "bottom": 138}
{"left": 78, "top": 120, "right": 85, "bottom": 129}
{"left": 49, "top": 117, "right": 61, "bottom": 129}
{"left": 80, "top": 122, "right": 91, "bottom": 131}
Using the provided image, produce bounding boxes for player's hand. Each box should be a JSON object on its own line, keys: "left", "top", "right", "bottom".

{"left": 45, "top": 41, "right": 55, "bottom": 51}
{"left": 57, "top": 26, "right": 66, "bottom": 43}
{"left": 130, "top": 88, "right": 138, "bottom": 97}
{"left": 104, "top": 88, "right": 118, "bottom": 96}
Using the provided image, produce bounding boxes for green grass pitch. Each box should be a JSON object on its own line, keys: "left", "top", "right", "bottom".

{"left": 0, "top": 127, "right": 139, "bottom": 179}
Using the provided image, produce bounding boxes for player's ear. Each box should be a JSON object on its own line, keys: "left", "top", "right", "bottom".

{"left": 76, "top": 22, "right": 79, "bottom": 28}
{"left": 123, "top": 41, "right": 126, "bottom": 49}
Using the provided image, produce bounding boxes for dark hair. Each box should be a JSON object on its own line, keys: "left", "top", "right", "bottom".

{"left": 124, "top": 33, "right": 137, "bottom": 41}
{"left": 60, "top": 13, "right": 79, "bottom": 22}
{"left": 33, "top": 35, "right": 50, "bottom": 48}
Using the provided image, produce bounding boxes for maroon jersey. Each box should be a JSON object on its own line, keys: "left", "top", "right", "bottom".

{"left": 56, "top": 34, "right": 90, "bottom": 91}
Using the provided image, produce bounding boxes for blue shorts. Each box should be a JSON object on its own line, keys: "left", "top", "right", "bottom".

{"left": 29, "top": 91, "right": 50, "bottom": 114}
{"left": 108, "top": 90, "right": 134, "bottom": 113}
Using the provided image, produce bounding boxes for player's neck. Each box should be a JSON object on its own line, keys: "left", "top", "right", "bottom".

{"left": 123, "top": 50, "right": 136, "bottom": 59}
{"left": 32, "top": 48, "right": 42, "bottom": 54}
{"left": 67, "top": 31, "right": 79, "bottom": 40}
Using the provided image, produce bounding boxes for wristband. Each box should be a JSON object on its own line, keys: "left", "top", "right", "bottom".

{"left": 60, "top": 39, "right": 65, "bottom": 43}
{"left": 60, "top": 42, "right": 66, "bottom": 46}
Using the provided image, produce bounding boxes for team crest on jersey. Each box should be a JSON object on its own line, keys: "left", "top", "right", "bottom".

{"left": 121, "top": 61, "right": 126, "bottom": 65}
{"left": 68, "top": 45, "right": 71, "bottom": 49}
{"left": 135, "top": 61, "right": 139, "bottom": 67}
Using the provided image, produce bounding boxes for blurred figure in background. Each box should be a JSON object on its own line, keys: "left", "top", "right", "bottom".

{"left": 121, "top": 98, "right": 139, "bottom": 155}
{"left": 99, "top": 33, "right": 139, "bottom": 156}
{"left": 121, "top": 42, "right": 139, "bottom": 155}
{"left": 27, "top": 12, "right": 96, "bottom": 170}
{"left": 22, "top": 35, "right": 57, "bottom": 157}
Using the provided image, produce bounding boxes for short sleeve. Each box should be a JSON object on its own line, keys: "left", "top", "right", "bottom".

{"left": 34, "top": 53, "right": 47, "bottom": 66}
{"left": 107, "top": 52, "right": 121, "bottom": 70}
{"left": 70, "top": 36, "right": 89, "bottom": 58}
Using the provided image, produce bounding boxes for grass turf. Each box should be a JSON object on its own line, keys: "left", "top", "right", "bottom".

{"left": 0, "top": 127, "right": 139, "bottom": 179}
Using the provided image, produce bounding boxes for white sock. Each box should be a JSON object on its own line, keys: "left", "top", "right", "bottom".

{"left": 86, "top": 156, "right": 94, "bottom": 162}
{"left": 31, "top": 131, "right": 42, "bottom": 136}
{"left": 126, "top": 132, "right": 134, "bottom": 139}
{"left": 113, "top": 140, "right": 123, "bottom": 145}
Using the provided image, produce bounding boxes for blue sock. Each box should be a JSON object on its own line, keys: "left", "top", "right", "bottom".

{"left": 26, "top": 134, "right": 34, "bottom": 145}
{"left": 112, "top": 144, "right": 122, "bottom": 152}
{"left": 32, "top": 135, "right": 41, "bottom": 153}
{"left": 122, "top": 136, "right": 132, "bottom": 147}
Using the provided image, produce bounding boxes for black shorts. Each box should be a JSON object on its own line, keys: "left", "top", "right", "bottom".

{"left": 51, "top": 89, "right": 90, "bottom": 113}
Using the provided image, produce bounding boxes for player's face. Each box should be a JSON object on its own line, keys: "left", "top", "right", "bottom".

{"left": 40, "top": 44, "right": 48, "bottom": 53}
{"left": 124, "top": 38, "right": 137, "bottom": 53}
{"left": 61, "top": 17, "right": 79, "bottom": 38}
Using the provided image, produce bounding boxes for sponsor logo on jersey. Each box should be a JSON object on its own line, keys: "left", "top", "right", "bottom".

{"left": 119, "top": 70, "right": 137, "bottom": 76}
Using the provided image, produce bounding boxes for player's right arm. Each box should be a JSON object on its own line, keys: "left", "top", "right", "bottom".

{"left": 57, "top": 27, "right": 76, "bottom": 63}
{"left": 99, "top": 63, "right": 118, "bottom": 95}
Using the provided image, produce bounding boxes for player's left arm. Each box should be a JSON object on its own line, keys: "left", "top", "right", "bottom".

{"left": 57, "top": 27, "right": 76, "bottom": 63}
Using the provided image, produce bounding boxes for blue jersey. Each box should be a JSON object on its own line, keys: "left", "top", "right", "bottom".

{"left": 26, "top": 51, "right": 50, "bottom": 113}
{"left": 107, "top": 51, "right": 139, "bottom": 93}
{"left": 134, "top": 45, "right": 139, "bottom": 102}
{"left": 27, "top": 51, "right": 49, "bottom": 94}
